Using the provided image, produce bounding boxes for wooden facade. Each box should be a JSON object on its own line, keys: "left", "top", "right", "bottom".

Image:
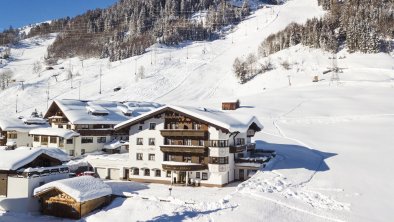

{"left": 222, "top": 101, "right": 240, "bottom": 110}
{"left": 36, "top": 188, "right": 111, "bottom": 219}
{"left": 0, "top": 128, "right": 6, "bottom": 146}
{"left": 0, "top": 173, "right": 7, "bottom": 196}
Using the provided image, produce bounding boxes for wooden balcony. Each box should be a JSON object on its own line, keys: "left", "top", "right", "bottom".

{"left": 77, "top": 129, "right": 113, "bottom": 136}
{"left": 162, "top": 161, "right": 208, "bottom": 171}
{"left": 160, "top": 145, "right": 207, "bottom": 154}
{"left": 230, "top": 143, "right": 256, "bottom": 153}
{"left": 160, "top": 129, "right": 208, "bottom": 138}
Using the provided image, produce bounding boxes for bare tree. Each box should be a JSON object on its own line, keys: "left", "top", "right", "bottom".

{"left": 33, "top": 61, "right": 42, "bottom": 76}
{"left": 0, "top": 69, "right": 13, "bottom": 90}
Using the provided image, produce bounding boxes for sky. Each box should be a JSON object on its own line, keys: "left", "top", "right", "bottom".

{"left": 0, "top": 0, "right": 118, "bottom": 31}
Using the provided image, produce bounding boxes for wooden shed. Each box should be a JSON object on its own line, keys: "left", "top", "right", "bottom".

{"left": 222, "top": 100, "right": 240, "bottom": 110}
{"left": 34, "top": 176, "right": 112, "bottom": 219}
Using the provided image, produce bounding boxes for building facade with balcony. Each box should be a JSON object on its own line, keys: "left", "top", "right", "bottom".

{"left": 0, "top": 117, "right": 49, "bottom": 149}
{"left": 114, "top": 105, "right": 264, "bottom": 187}
{"left": 43, "top": 99, "right": 162, "bottom": 156}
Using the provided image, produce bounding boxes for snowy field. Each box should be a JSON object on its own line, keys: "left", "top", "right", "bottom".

{"left": 1, "top": 0, "right": 394, "bottom": 221}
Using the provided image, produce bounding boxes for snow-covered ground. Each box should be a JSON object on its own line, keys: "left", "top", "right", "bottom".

{"left": 1, "top": 0, "right": 393, "bottom": 221}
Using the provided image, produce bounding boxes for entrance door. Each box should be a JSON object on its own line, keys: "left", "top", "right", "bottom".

{"left": 239, "top": 169, "right": 245, "bottom": 181}
{"left": 125, "top": 169, "right": 130, "bottom": 180}
{"left": 179, "top": 171, "right": 186, "bottom": 184}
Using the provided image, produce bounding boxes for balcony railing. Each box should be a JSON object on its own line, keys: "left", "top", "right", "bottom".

{"left": 160, "top": 129, "right": 208, "bottom": 138}
{"left": 77, "top": 129, "right": 114, "bottom": 136}
{"left": 160, "top": 145, "right": 207, "bottom": 154}
{"left": 229, "top": 143, "right": 256, "bottom": 153}
{"left": 208, "top": 140, "right": 228, "bottom": 147}
{"left": 162, "top": 161, "right": 208, "bottom": 171}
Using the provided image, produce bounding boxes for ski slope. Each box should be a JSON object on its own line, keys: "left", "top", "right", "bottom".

{"left": 1, "top": 0, "right": 394, "bottom": 221}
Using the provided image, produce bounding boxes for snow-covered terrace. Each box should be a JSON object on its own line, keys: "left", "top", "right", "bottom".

{"left": 29, "top": 128, "right": 80, "bottom": 139}
{"left": 0, "top": 117, "right": 49, "bottom": 132}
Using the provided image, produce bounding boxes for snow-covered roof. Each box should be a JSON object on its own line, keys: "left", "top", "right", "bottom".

{"left": 45, "top": 99, "right": 163, "bottom": 125}
{"left": 34, "top": 176, "right": 112, "bottom": 202}
{"left": 103, "top": 140, "right": 122, "bottom": 149}
{"left": 29, "top": 128, "right": 80, "bottom": 139}
{"left": 0, "top": 147, "right": 70, "bottom": 171}
{"left": 115, "top": 105, "right": 263, "bottom": 132}
{"left": 0, "top": 117, "right": 49, "bottom": 133}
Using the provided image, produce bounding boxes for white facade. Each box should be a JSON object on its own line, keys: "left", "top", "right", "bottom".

{"left": 127, "top": 118, "right": 169, "bottom": 182}
{"left": 0, "top": 170, "right": 69, "bottom": 213}
{"left": 119, "top": 109, "right": 260, "bottom": 187}
{"left": 6, "top": 131, "right": 32, "bottom": 147}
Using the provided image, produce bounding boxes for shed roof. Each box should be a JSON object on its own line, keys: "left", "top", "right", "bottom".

{"left": 34, "top": 176, "right": 112, "bottom": 202}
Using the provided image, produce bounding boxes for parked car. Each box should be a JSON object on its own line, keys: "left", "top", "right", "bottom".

{"left": 77, "top": 171, "right": 97, "bottom": 177}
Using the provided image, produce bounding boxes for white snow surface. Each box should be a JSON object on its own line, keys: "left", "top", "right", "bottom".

{"left": 29, "top": 127, "right": 80, "bottom": 139}
{"left": 0, "top": 147, "right": 69, "bottom": 170}
{"left": 0, "top": 117, "right": 49, "bottom": 132}
{"left": 47, "top": 99, "right": 162, "bottom": 125}
{"left": 0, "top": 0, "right": 393, "bottom": 221}
{"left": 34, "top": 176, "right": 112, "bottom": 202}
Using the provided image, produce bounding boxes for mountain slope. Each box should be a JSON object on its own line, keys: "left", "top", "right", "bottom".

{"left": 0, "top": 0, "right": 394, "bottom": 221}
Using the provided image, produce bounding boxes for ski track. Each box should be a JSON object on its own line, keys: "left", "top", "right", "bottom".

{"left": 245, "top": 191, "right": 346, "bottom": 222}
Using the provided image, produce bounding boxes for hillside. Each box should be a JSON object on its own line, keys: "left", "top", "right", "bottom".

{"left": 0, "top": 0, "right": 394, "bottom": 221}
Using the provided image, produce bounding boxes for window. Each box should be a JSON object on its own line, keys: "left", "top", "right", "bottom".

{"left": 155, "top": 170, "right": 161, "bottom": 177}
{"left": 148, "top": 154, "right": 155, "bottom": 161}
{"left": 136, "top": 153, "right": 143, "bottom": 160}
{"left": 58, "top": 125, "right": 63, "bottom": 129}
{"left": 133, "top": 168, "right": 139, "bottom": 175}
{"left": 66, "top": 139, "right": 73, "bottom": 144}
{"left": 80, "top": 124, "right": 89, "bottom": 129}
{"left": 202, "top": 173, "right": 208, "bottom": 180}
{"left": 199, "top": 140, "right": 204, "bottom": 146}
{"left": 185, "top": 139, "right": 192, "bottom": 146}
{"left": 81, "top": 149, "right": 86, "bottom": 155}
{"left": 136, "top": 138, "right": 143, "bottom": 145}
{"left": 69, "top": 150, "right": 75, "bottom": 156}
{"left": 50, "top": 136, "right": 57, "bottom": 144}
{"left": 196, "top": 172, "right": 201, "bottom": 179}
{"left": 8, "top": 132, "right": 17, "bottom": 139}
{"left": 236, "top": 138, "right": 245, "bottom": 146}
{"left": 149, "top": 123, "right": 156, "bottom": 130}
{"left": 166, "top": 171, "right": 171, "bottom": 178}
{"left": 67, "top": 125, "right": 71, "bottom": 129}
{"left": 210, "top": 157, "right": 228, "bottom": 164}
{"left": 41, "top": 136, "right": 48, "bottom": 145}
{"left": 144, "top": 169, "right": 150, "bottom": 176}
{"left": 59, "top": 138, "right": 64, "bottom": 147}
{"left": 149, "top": 138, "right": 155, "bottom": 146}
{"left": 81, "top": 137, "right": 93, "bottom": 144}
{"left": 138, "top": 125, "right": 143, "bottom": 130}
{"left": 183, "top": 156, "right": 192, "bottom": 163}
{"left": 33, "top": 136, "right": 40, "bottom": 142}
{"left": 97, "top": 137, "right": 106, "bottom": 143}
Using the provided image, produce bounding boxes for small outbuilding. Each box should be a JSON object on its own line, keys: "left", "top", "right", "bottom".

{"left": 34, "top": 176, "right": 112, "bottom": 219}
